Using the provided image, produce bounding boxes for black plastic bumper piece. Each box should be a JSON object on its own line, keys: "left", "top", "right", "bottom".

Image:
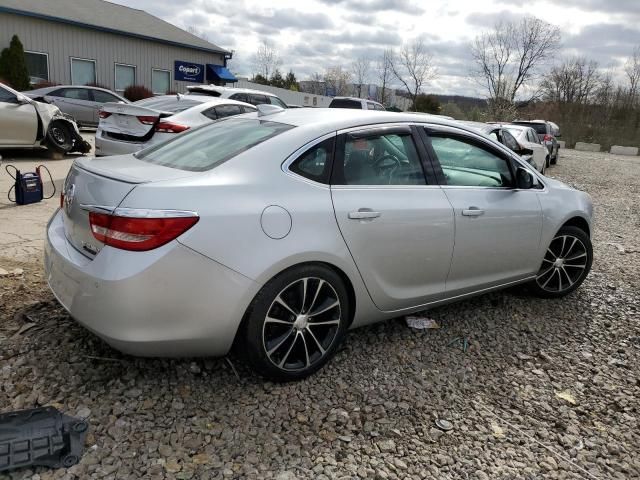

{"left": 0, "top": 406, "right": 88, "bottom": 472}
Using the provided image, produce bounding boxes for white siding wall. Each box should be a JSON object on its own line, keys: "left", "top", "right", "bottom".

{"left": 235, "top": 79, "right": 333, "bottom": 107}
{"left": 0, "top": 12, "right": 226, "bottom": 93}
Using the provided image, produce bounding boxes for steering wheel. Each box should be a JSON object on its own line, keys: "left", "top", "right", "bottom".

{"left": 374, "top": 154, "right": 401, "bottom": 183}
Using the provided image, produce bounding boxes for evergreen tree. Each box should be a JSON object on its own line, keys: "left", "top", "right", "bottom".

{"left": 252, "top": 73, "right": 270, "bottom": 85}
{"left": 285, "top": 70, "right": 299, "bottom": 91}
{"left": 0, "top": 35, "right": 30, "bottom": 90}
{"left": 269, "top": 69, "right": 285, "bottom": 88}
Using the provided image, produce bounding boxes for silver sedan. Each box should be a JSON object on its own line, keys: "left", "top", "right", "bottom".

{"left": 45, "top": 108, "right": 594, "bottom": 381}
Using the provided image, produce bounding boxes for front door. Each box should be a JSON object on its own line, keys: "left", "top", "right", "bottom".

{"left": 0, "top": 86, "right": 37, "bottom": 145}
{"left": 331, "top": 125, "right": 455, "bottom": 311}
{"left": 423, "top": 127, "right": 543, "bottom": 295}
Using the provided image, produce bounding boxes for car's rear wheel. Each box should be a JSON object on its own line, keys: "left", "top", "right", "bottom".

{"left": 529, "top": 226, "right": 592, "bottom": 298}
{"left": 550, "top": 147, "right": 558, "bottom": 165}
{"left": 545, "top": 155, "right": 550, "bottom": 171}
{"left": 242, "top": 264, "right": 349, "bottom": 381}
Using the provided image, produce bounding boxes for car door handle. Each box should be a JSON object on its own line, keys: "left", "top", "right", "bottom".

{"left": 462, "top": 207, "right": 485, "bottom": 217}
{"left": 348, "top": 209, "right": 381, "bottom": 220}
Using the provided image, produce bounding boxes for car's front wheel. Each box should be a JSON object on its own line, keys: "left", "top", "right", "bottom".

{"left": 529, "top": 226, "right": 592, "bottom": 298}
{"left": 242, "top": 264, "right": 350, "bottom": 381}
{"left": 46, "top": 121, "right": 73, "bottom": 153}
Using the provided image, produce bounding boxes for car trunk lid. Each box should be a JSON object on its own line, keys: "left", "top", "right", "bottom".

{"left": 62, "top": 155, "right": 200, "bottom": 257}
{"left": 99, "top": 103, "right": 165, "bottom": 140}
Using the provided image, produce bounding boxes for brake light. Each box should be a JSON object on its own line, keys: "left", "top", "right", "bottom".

{"left": 88, "top": 211, "right": 199, "bottom": 251}
{"left": 543, "top": 134, "right": 552, "bottom": 142}
{"left": 98, "top": 110, "right": 111, "bottom": 119}
{"left": 137, "top": 115, "right": 157, "bottom": 125}
{"left": 155, "top": 121, "right": 190, "bottom": 133}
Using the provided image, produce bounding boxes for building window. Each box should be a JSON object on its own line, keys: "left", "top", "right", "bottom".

{"left": 115, "top": 63, "right": 136, "bottom": 91}
{"left": 25, "top": 51, "right": 49, "bottom": 83}
{"left": 152, "top": 69, "right": 170, "bottom": 94}
{"left": 71, "top": 57, "right": 96, "bottom": 85}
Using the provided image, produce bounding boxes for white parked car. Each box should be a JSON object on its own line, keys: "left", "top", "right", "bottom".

{"left": 186, "top": 85, "right": 289, "bottom": 109}
{"left": 329, "top": 97, "right": 386, "bottom": 110}
{"left": 0, "top": 82, "right": 90, "bottom": 154}
{"left": 95, "top": 95, "right": 256, "bottom": 156}
{"left": 501, "top": 124, "right": 549, "bottom": 172}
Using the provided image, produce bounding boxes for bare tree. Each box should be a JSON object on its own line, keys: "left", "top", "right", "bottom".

{"left": 376, "top": 49, "right": 393, "bottom": 105}
{"left": 624, "top": 46, "right": 640, "bottom": 103}
{"left": 470, "top": 16, "right": 561, "bottom": 117}
{"left": 390, "top": 38, "right": 436, "bottom": 111}
{"left": 351, "top": 56, "right": 370, "bottom": 98}
{"left": 252, "top": 40, "right": 282, "bottom": 79}
{"left": 541, "top": 57, "right": 601, "bottom": 104}
{"left": 324, "top": 66, "right": 352, "bottom": 96}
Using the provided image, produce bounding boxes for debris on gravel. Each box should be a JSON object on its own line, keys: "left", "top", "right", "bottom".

{"left": 0, "top": 148, "right": 639, "bottom": 479}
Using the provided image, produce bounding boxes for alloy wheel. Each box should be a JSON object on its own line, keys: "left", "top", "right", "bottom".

{"left": 535, "top": 235, "right": 588, "bottom": 293}
{"left": 262, "top": 277, "right": 342, "bottom": 372}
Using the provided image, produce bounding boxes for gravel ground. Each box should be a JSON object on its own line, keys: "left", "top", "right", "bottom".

{"left": 1, "top": 148, "right": 639, "bottom": 480}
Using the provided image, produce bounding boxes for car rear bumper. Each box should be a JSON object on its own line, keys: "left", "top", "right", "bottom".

{"left": 94, "top": 128, "right": 147, "bottom": 156}
{"left": 44, "top": 209, "right": 258, "bottom": 357}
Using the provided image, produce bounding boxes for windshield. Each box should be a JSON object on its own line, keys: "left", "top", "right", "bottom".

{"left": 514, "top": 122, "right": 547, "bottom": 135}
{"left": 137, "top": 118, "right": 294, "bottom": 171}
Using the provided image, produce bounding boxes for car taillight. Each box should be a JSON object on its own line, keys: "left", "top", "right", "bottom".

{"left": 98, "top": 110, "right": 111, "bottom": 119}
{"left": 155, "top": 121, "right": 190, "bottom": 133}
{"left": 88, "top": 211, "right": 199, "bottom": 251}
{"left": 137, "top": 115, "right": 157, "bottom": 125}
{"left": 543, "top": 134, "right": 552, "bottom": 141}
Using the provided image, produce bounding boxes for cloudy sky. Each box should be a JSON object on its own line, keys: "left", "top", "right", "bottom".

{"left": 112, "top": 0, "right": 640, "bottom": 96}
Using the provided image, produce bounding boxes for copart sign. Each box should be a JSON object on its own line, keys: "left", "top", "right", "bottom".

{"left": 174, "top": 61, "right": 205, "bottom": 83}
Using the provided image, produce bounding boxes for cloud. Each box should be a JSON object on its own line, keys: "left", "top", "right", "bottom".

{"left": 246, "top": 8, "right": 334, "bottom": 31}
{"left": 318, "top": 0, "right": 422, "bottom": 14}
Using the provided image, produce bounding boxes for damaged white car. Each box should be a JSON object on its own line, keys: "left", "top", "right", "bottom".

{"left": 0, "top": 82, "right": 90, "bottom": 154}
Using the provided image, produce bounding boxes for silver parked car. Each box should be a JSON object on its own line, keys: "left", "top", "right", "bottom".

{"left": 25, "top": 85, "right": 129, "bottom": 128}
{"left": 45, "top": 109, "right": 593, "bottom": 380}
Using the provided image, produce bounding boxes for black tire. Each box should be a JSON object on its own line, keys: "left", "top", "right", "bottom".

{"left": 545, "top": 155, "right": 550, "bottom": 171}
{"left": 46, "top": 121, "right": 73, "bottom": 153}
{"left": 550, "top": 146, "right": 558, "bottom": 165}
{"left": 528, "top": 226, "right": 592, "bottom": 298}
{"left": 241, "top": 264, "right": 350, "bottom": 381}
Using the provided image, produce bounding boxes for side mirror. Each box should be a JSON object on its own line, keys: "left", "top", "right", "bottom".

{"left": 516, "top": 167, "right": 535, "bottom": 189}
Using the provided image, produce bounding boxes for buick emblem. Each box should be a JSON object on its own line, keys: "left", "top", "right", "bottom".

{"left": 64, "top": 183, "right": 76, "bottom": 215}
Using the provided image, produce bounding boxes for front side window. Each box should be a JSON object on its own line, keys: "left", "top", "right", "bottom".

{"left": 152, "top": 69, "right": 170, "bottom": 95}
{"left": 501, "top": 130, "right": 519, "bottom": 151}
{"left": 25, "top": 51, "right": 48, "bottom": 82}
{"left": 115, "top": 64, "right": 135, "bottom": 91}
{"left": 337, "top": 132, "right": 426, "bottom": 186}
{"left": 71, "top": 58, "right": 96, "bottom": 85}
{"left": 138, "top": 118, "right": 294, "bottom": 171}
{"left": 269, "top": 96, "right": 288, "bottom": 108}
{"left": 0, "top": 86, "right": 16, "bottom": 103}
{"left": 430, "top": 134, "right": 513, "bottom": 188}
{"left": 289, "top": 137, "right": 335, "bottom": 184}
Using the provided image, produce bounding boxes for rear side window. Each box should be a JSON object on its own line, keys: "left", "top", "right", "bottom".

{"left": 138, "top": 118, "right": 294, "bottom": 171}
{"left": 92, "top": 90, "right": 121, "bottom": 103}
{"left": 248, "top": 94, "right": 269, "bottom": 105}
{"left": 56, "top": 88, "right": 91, "bottom": 100}
{"left": 366, "top": 102, "right": 376, "bottom": 110}
{"left": 229, "top": 93, "right": 249, "bottom": 103}
{"left": 214, "top": 104, "right": 243, "bottom": 118}
{"left": 329, "top": 99, "right": 362, "bottom": 109}
{"left": 289, "top": 137, "right": 335, "bottom": 184}
{"left": 501, "top": 130, "right": 519, "bottom": 151}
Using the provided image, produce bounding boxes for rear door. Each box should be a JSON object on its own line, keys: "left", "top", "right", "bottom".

{"left": 48, "top": 88, "right": 95, "bottom": 125}
{"left": 422, "top": 126, "right": 542, "bottom": 295}
{"left": 330, "top": 124, "right": 455, "bottom": 311}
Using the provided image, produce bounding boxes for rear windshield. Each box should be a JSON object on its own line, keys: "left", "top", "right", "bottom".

{"left": 513, "top": 122, "right": 547, "bottom": 134}
{"left": 329, "top": 99, "right": 362, "bottom": 109}
{"left": 186, "top": 88, "right": 221, "bottom": 97}
{"left": 137, "top": 118, "right": 294, "bottom": 171}
{"left": 134, "top": 97, "right": 201, "bottom": 113}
